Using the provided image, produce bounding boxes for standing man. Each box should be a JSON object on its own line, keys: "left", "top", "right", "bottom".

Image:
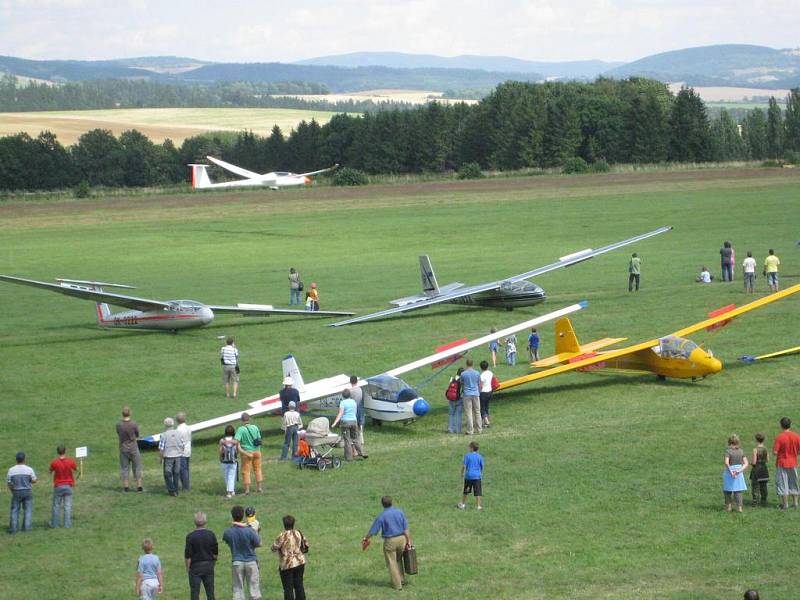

{"left": 528, "top": 328, "right": 540, "bottom": 362}
{"left": 460, "top": 359, "right": 481, "bottom": 436}
{"left": 7, "top": 451, "right": 36, "bottom": 533}
{"left": 159, "top": 417, "right": 185, "bottom": 497}
{"left": 117, "top": 406, "right": 143, "bottom": 492}
{"left": 628, "top": 253, "right": 641, "bottom": 292}
{"left": 362, "top": 496, "right": 412, "bottom": 591}
{"left": 235, "top": 413, "right": 263, "bottom": 495}
{"left": 280, "top": 401, "right": 303, "bottom": 461}
{"left": 742, "top": 251, "right": 757, "bottom": 294}
{"left": 221, "top": 337, "right": 240, "bottom": 399}
{"left": 49, "top": 445, "right": 77, "bottom": 528}
{"left": 288, "top": 268, "right": 301, "bottom": 306}
{"left": 185, "top": 511, "right": 218, "bottom": 600}
{"left": 764, "top": 249, "right": 780, "bottom": 292}
{"left": 176, "top": 411, "right": 192, "bottom": 492}
{"left": 720, "top": 241, "right": 733, "bottom": 282}
{"left": 350, "top": 375, "right": 366, "bottom": 448}
{"left": 279, "top": 377, "right": 300, "bottom": 413}
{"left": 223, "top": 505, "right": 262, "bottom": 600}
{"left": 332, "top": 388, "right": 366, "bottom": 460}
{"left": 773, "top": 416, "right": 800, "bottom": 510}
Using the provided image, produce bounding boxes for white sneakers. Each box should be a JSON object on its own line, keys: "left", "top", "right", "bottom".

{"left": 457, "top": 503, "right": 466, "bottom": 510}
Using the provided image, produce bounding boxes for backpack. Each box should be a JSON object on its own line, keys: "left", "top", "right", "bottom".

{"left": 221, "top": 441, "right": 238, "bottom": 463}
{"left": 445, "top": 379, "right": 459, "bottom": 401}
{"left": 491, "top": 375, "right": 500, "bottom": 391}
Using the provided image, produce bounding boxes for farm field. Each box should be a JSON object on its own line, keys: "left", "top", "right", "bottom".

{"left": 0, "top": 107, "right": 342, "bottom": 145}
{"left": 274, "top": 88, "right": 478, "bottom": 105}
{"left": 0, "top": 168, "right": 799, "bottom": 599}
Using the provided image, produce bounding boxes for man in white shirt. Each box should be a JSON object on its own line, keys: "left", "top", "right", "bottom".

{"left": 280, "top": 402, "right": 303, "bottom": 460}
{"left": 159, "top": 417, "right": 185, "bottom": 497}
{"left": 220, "top": 337, "right": 239, "bottom": 399}
{"left": 742, "top": 251, "right": 757, "bottom": 293}
{"left": 176, "top": 411, "right": 192, "bottom": 492}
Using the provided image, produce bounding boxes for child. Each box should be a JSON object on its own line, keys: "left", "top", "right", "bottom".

{"left": 458, "top": 441, "right": 484, "bottom": 510}
{"left": 750, "top": 433, "right": 769, "bottom": 507}
{"left": 505, "top": 334, "right": 517, "bottom": 366}
{"left": 488, "top": 328, "right": 499, "bottom": 367}
{"left": 135, "top": 538, "right": 162, "bottom": 600}
{"left": 528, "top": 328, "right": 540, "bottom": 362}
{"left": 297, "top": 430, "right": 311, "bottom": 459}
{"left": 245, "top": 506, "right": 261, "bottom": 533}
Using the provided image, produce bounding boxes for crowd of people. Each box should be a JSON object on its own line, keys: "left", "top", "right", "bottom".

{"left": 694, "top": 243, "right": 782, "bottom": 293}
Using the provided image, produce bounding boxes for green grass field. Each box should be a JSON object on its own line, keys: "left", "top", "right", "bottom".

{"left": 0, "top": 107, "right": 342, "bottom": 145}
{"left": 0, "top": 169, "right": 798, "bottom": 599}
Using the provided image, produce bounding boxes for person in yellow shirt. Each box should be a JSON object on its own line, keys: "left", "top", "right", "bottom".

{"left": 304, "top": 282, "right": 319, "bottom": 311}
{"left": 763, "top": 249, "right": 781, "bottom": 292}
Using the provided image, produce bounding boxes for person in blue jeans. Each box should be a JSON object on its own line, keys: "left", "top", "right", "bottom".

{"left": 458, "top": 441, "right": 484, "bottom": 510}
{"left": 528, "top": 328, "right": 540, "bottom": 362}
{"left": 447, "top": 368, "right": 464, "bottom": 434}
{"left": 7, "top": 451, "right": 37, "bottom": 533}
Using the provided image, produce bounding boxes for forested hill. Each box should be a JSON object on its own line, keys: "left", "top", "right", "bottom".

{"left": 295, "top": 52, "right": 621, "bottom": 79}
{"left": 606, "top": 44, "right": 800, "bottom": 88}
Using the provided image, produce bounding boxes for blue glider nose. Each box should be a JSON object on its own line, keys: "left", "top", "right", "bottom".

{"left": 413, "top": 398, "right": 429, "bottom": 417}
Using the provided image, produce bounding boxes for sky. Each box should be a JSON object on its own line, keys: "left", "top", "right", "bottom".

{"left": 1, "top": 0, "right": 798, "bottom": 64}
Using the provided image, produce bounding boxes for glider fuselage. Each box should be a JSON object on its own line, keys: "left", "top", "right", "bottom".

{"left": 449, "top": 281, "right": 547, "bottom": 309}
{"left": 96, "top": 300, "right": 214, "bottom": 331}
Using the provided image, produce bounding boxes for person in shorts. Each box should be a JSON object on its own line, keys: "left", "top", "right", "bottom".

{"left": 135, "top": 538, "right": 163, "bottom": 600}
{"left": 763, "top": 249, "right": 780, "bottom": 292}
{"left": 221, "top": 337, "right": 240, "bottom": 399}
{"left": 773, "top": 416, "right": 800, "bottom": 510}
{"left": 458, "top": 441, "right": 484, "bottom": 510}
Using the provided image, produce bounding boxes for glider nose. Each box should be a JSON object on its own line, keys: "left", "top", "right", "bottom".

{"left": 708, "top": 356, "right": 722, "bottom": 374}
{"left": 201, "top": 307, "right": 214, "bottom": 326}
{"left": 412, "top": 398, "right": 429, "bottom": 417}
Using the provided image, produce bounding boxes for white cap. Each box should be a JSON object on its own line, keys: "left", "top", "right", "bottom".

{"left": 288, "top": 401, "right": 296, "bottom": 409}
{"left": 283, "top": 377, "right": 293, "bottom": 386}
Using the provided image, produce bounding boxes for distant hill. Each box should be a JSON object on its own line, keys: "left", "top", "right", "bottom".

{"left": 295, "top": 51, "right": 622, "bottom": 79}
{"left": 605, "top": 44, "right": 800, "bottom": 88}
{"left": 0, "top": 55, "right": 159, "bottom": 81}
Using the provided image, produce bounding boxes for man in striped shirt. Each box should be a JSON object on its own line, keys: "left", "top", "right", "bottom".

{"left": 221, "top": 337, "right": 240, "bottom": 399}
{"left": 7, "top": 451, "right": 37, "bottom": 533}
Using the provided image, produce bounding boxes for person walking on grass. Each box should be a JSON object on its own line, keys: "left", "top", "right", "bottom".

{"left": 219, "top": 425, "right": 241, "bottom": 499}
{"left": 773, "top": 416, "right": 800, "bottom": 510}
{"left": 750, "top": 433, "right": 769, "bottom": 507}
{"left": 458, "top": 441, "right": 484, "bottom": 511}
{"left": 479, "top": 360, "right": 494, "bottom": 429}
{"left": 117, "top": 406, "right": 143, "bottom": 492}
{"left": 271, "top": 514, "right": 307, "bottom": 600}
{"left": 488, "top": 328, "right": 499, "bottom": 368}
{"left": 362, "top": 496, "right": 412, "bottom": 591}
{"left": 528, "top": 328, "right": 540, "bottom": 362}
{"left": 235, "top": 413, "right": 262, "bottom": 496}
{"left": 223, "top": 505, "right": 262, "bottom": 600}
{"left": 185, "top": 511, "right": 218, "bottom": 600}
{"left": 628, "top": 253, "right": 641, "bottom": 292}
{"left": 460, "top": 359, "right": 481, "bottom": 435}
{"left": 49, "top": 445, "right": 77, "bottom": 528}
{"left": 763, "top": 249, "right": 780, "bottom": 292}
{"left": 7, "top": 451, "right": 36, "bottom": 533}
{"left": 331, "top": 389, "right": 366, "bottom": 460}
{"left": 723, "top": 434, "right": 748, "bottom": 512}
{"left": 135, "top": 538, "right": 163, "bottom": 600}
{"left": 221, "top": 337, "right": 240, "bottom": 399}
{"left": 159, "top": 417, "right": 185, "bottom": 497}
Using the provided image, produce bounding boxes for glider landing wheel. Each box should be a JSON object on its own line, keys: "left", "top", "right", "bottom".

{"left": 332, "top": 456, "right": 342, "bottom": 469}
{"left": 317, "top": 460, "right": 327, "bottom": 472}
{"left": 657, "top": 375, "right": 666, "bottom": 381}
{"left": 372, "top": 418, "right": 382, "bottom": 427}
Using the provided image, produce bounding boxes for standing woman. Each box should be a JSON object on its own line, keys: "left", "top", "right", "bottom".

{"left": 288, "top": 268, "right": 302, "bottom": 306}
{"left": 479, "top": 360, "right": 494, "bottom": 429}
{"left": 447, "top": 367, "right": 464, "bottom": 434}
{"left": 219, "top": 425, "right": 240, "bottom": 499}
{"left": 271, "top": 515, "right": 307, "bottom": 600}
{"left": 723, "top": 434, "right": 749, "bottom": 512}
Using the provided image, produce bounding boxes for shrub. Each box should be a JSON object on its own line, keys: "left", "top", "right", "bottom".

{"left": 590, "top": 159, "right": 610, "bottom": 173}
{"left": 73, "top": 179, "right": 92, "bottom": 198}
{"left": 457, "top": 162, "right": 485, "bottom": 179}
{"left": 784, "top": 150, "right": 800, "bottom": 165}
{"left": 562, "top": 157, "right": 589, "bottom": 174}
{"left": 332, "top": 168, "right": 369, "bottom": 186}
{"left": 761, "top": 160, "right": 781, "bottom": 168}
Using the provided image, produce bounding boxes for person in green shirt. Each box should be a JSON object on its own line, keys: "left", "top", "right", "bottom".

{"left": 628, "top": 253, "right": 641, "bottom": 292}
{"left": 235, "top": 413, "right": 262, "bottom": 495}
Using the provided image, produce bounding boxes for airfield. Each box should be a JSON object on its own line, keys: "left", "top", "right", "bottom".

{"left": 1, "top": 167, "right": 799, "bottom": 599}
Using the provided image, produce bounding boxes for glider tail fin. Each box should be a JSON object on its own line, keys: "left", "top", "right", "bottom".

{"left": 554, "top": 317, "right": 581, "bottom": 354}
{"left": 419, "top": 255, "right": 440, "bottom": 296}
{"left": 188, "top": 164, "right": 213, "bottom": 189}
{"left": 282, "top": 355, "right": 306, "bottom": 393}
{"left": 95, "top": 302, "right": 112, "bottom": 325}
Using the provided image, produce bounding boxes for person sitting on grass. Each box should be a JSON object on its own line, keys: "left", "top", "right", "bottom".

{"left": 458, "top": 441, "right": 484, "bottom": 511}
{"left": 695, "top": 266, "right": 714, "bottom": 283}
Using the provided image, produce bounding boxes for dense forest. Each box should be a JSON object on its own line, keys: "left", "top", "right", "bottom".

{"left": 1, "top": 79, "right": 798, "bottom": 192}
{"left": 0, "top": 75, "right": 419, "bottom": 113}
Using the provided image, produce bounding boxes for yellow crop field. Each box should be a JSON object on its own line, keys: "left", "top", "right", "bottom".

{"left": 0, "top": 107, "right": 342, "bottom": 145}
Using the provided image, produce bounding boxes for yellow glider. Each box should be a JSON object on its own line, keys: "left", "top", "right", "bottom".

{"left": 498, "top": 283, "right": 800, "bottom": 391}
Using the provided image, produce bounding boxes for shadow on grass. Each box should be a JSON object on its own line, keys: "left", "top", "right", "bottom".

{"left": 6, "top": 328, "right": 158, "bottom": 347}
{"left": 343, "top": 575, "right": 393, "bottom": 590}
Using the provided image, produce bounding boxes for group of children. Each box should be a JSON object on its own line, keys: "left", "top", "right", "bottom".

{"left": 488, "top": 327, "right": 540, "bottom": 368}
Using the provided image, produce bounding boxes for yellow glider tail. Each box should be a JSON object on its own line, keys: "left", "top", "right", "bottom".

{"left": 532, "top": 317, "right": 626, "bottom": 368}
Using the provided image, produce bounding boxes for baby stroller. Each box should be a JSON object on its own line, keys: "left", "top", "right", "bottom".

{"left": 299, "top": 417, "right": 343, "bottom": 471}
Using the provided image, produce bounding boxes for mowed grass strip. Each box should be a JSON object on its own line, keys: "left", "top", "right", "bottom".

{"left": 0, "top": 107, "right": 342, "bottom": 144}
{"left": 0, "top": 169, "right": 798, "bottom": 599}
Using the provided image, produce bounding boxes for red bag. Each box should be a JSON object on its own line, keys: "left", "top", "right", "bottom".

{"left": 445, "top": 379, "right": 459, "bottom": 401}
{"left": 491, "top": 375, "right": 500, "bottom": 391}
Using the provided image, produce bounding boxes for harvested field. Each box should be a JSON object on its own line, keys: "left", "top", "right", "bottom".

{"left": 0, "top": 107, "right": 342, "bottom": 145}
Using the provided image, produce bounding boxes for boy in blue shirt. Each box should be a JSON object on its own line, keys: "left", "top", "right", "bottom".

{"left": 528, "top": 328, "right": 540, "bottom": 362}
{"left": 458, "top": 441, "right": 484, "bottom": 510}
{"left": 135, "top": 538, "right": 163, "bottom": 600}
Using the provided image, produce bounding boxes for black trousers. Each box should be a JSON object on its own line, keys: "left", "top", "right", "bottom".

{"left": 751, "top": 480, "right": 769, "bottom": 506}
{"left": 188, "top": 561, "right": 215, "bottom": 600}
{"left": 628, "top": 273, "right": 640, "bottom": 291}
{"left": 279, "top": 564, "right": 306, "bottom": 600}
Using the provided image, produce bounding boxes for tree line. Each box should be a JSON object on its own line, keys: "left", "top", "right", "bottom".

{"left": 1, "top": 78, "right": 798, "bottom": 192}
